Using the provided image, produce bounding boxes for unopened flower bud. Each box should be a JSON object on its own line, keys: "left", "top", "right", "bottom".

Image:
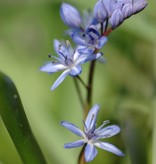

{"left": 110, "top": 9, "right": 124, "bottom": 29}
{"left": 60, "top": 3, "right": 82, "bottom": 27}
{"left": 94, "top": 0, "right": 108, "bottom": 23}
{"left": 122, "top": 3, "right": 133, "bottom": 18}
{"left": 132, "top": 0, "right": 148, "bottom": 15}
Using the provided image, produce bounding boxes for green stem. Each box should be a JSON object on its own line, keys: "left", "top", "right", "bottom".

{"left": 77, "top": 76, "right": 88, "bottom": 89}
{"left": 73, "top": 78, "right": 85, "bottom": 108}
{"left": 0, "top": 72, "right": 47, "bottom": 164}
{"left": 78, "top": 59, "right": 97, "bottom": 164}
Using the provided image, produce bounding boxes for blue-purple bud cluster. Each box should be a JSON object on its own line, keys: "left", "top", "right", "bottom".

{"left": 93, "top": 0, "right": 148, "bottom": 29}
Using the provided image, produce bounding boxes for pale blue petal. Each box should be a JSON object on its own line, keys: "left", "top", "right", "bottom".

{"left": 64, "top": 139, "right": 85, "bottom": 148}
{"left": 96, "top": 36, "right": 107, "bottom": 49}
{"left": 85, "top": 144, "right": 98, "bottom": 162}
{"left": 75, "top": 52, "right": 102, "bottom": 66}
{"left": 95, "top": 125, "right": 120, "bottom": 139}
{"left": 51, "top": 69, "right": 70, "bottom": 90}
{"left": 69, "top": 65, "right": 82, "bottom": 76}
{"left": 61, "top": 121, "right": 85, "bottom": 137}
{"left": 85, "top": 104, "right": 100, "bottom": 133}
{"left": 40, "top": 62, "right": 66, "bottom": 73}
{"left": 94, "top": 141, "right": 125, "bottom": 156}
{"left": 70, "top": 32, "right": 86, "bottom": 46}
{"left": 53, "top": 39, "right": 61, "bottom": 54}
{"left": 78, "top": 47, "right": 95, "bottom": 54}
{"left": 73, "top": 50, "right": 82, "bottom": 61}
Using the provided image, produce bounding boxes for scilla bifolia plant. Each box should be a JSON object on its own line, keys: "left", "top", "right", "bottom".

{"left": 40, "top": 0, "right": 148, "bottom": 163}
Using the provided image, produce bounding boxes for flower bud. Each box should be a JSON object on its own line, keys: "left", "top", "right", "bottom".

{"left": 122, "top": 3, "right": 133, "bottom": 19}
{"left": 60, "top": 3, "right": 82, "bottom": 27}
{"left": 94, "top": 0, "right": 108, "bottom": 23}
{"left": 132, "top": 0, "right": 148, "bottom": 15}
{"left": 110, "top": 9, "right": 124, "bottom": 29}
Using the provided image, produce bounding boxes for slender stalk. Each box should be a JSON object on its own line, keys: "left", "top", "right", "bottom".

{"left": 73, "top": 78, "right": 85, "bottom": 108}
{"left": 100, "top": 22, "right": 103, "bottom": 35}
{"left": 78, "top": 144, "right": 86, "bottom": 164}
{"left": 77, "top": 76, "right": 88, "bottom": 89}
{"left": 103, "top": 27, "right": 113, "bottom": 36}
{"left": 104, "top": 18, "right": 109, "bottom": 33}
{"left": 86, "top": 60, "right": 96, "bottom": 110}
{"left": 78, "top": 59, "right": 97, "bottom": 164}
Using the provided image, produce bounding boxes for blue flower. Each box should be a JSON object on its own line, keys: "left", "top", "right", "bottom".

{"left": 70, "top": 25, "right": 107, "bottom": 54}
{"left": 60, "top": 3, "right": 98, "bottom": 36}
{"left": 40, "top": 40, "right": 102, "bottom": 90}
{"left": 61, "top": 104, "right": 124, "bottom": 162}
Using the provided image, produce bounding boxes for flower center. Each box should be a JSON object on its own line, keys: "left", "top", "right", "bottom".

{"left": 65, "top": 57, "right": 74, "bottom": 67}
{"left": 86, "top": 131, "right": 95, "bottom": 140}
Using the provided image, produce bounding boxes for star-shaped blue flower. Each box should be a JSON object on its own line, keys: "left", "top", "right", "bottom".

{"left": 61, "top": 104, "right": 124, "bottom": 162}
{"left": 40, "top": 40, "right": 102, "bottom": 90}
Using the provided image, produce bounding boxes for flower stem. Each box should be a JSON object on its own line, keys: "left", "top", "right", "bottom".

{"left": 78, "top": 59, "right": 97, "bottom": 164}
{"left": 77, "top": 76, "right": 88, "bottom": 90}
{"left": 78, "top": 144, "right": 86, "bottom": 164}
{"left": 73, "top": 78, "right": 85, "bottom": 108}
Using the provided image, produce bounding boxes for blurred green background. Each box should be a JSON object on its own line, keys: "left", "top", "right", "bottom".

{"left": 0, "top": 0, "right": 155, "bottom": 164}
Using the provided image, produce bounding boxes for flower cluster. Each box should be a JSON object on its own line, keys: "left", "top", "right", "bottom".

{"left": 40, "top": 0, "right": 147, "bottom": 91}
{"left": 40, "top": 0, "right": 147, "bottom": 162}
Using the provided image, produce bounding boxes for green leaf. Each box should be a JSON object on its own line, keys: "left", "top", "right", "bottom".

{"left": 0, "top": 72, "right": 47, "bottom": 164}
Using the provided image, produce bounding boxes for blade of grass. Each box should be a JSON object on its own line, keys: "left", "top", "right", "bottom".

{"left": 0, "top": 72, "right": 47, "bottom": 164}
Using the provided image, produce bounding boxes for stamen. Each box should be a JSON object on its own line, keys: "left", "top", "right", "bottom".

{"left": 58, "top": 49, "right": 66, "bottom": 59}
{"left": 66, "top": 40, "right": 70, "bottom": 47}
{"left": 103, "top": 120, "right": 110, "bottom": 125}
{"left": 48, "top": 53, "right": 52, "bottom": 58}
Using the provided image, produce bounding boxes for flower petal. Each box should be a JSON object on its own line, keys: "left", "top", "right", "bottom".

{"left": 61, "top": 121, "right": 85, "bottom": 137}
{"left": 40, "top": 62, "right": 66, "bottom": 73}
{"left": 69, "top": 65, "right": 82, "bottom": 76}
{"left": 94, "top": 141, "right": 124, "bottom": 156}
{"left": 95, "top": 125, "right": 121, "bottom": 139}
{"left": 51, "top": 69, "right": 70, "bottom": 90}
{"left": 78, "top": 47, "right": 95, "bottom": 54}
{"left": 85, "top": 104, "right": 100, "bottom": 133}
{"left": 53, "top": 39, "right": 61, "bottom": 54}
{"left": 96, "top": 36, "right": 107, "bottom": 49}
{"left": 70, "top": 32, "right": 86, "bottom": 46}
{"left": 64, "top": 139, "right": 85, "bottom": 149}
{"left": 76, "top": 52, "right": 103, "bottom": 65}
{"left": 85, "top": 144, "right": 98, "bottom": 162}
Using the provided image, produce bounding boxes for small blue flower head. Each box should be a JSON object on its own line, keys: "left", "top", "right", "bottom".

{"left": 61, "top": 104, "right": 124, "bottom": 162}
{"left": 40, "top": 40, "right": 102, "bottom": 90}
{"left": 94, "top": 0, "right": 108, "bottom": 23}
{"left": 70, "top": 25, "right": 107, "bottom": 54}
{"left": 60, "top": 3, "right": 82, "bottom": 28}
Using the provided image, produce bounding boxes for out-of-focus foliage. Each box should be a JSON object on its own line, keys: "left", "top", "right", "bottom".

{"left": 0, "top": 0, "right": 155, "bottom": 164}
